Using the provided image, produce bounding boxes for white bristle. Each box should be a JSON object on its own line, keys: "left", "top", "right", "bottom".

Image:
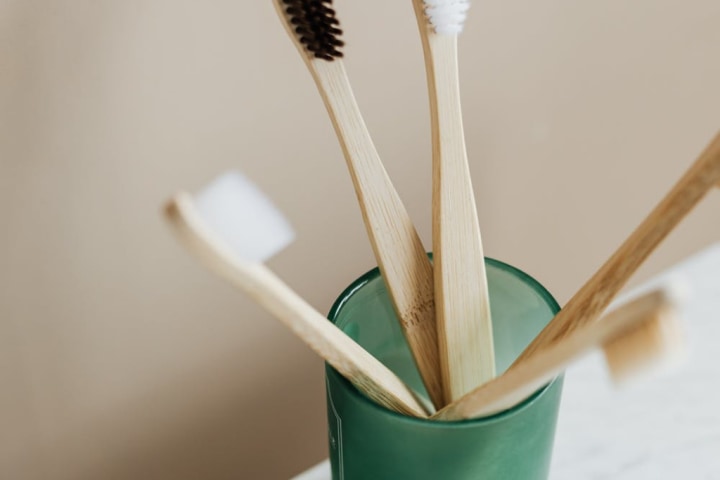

{"left": 423, "top": 0, "right": 470, "bottom": 35}
{"left": 194, "top": 171, "right": 295, "bottom": 263}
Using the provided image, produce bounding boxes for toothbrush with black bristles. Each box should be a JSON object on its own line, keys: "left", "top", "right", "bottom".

{"left": 273, "top": 0, "right": 444, "bottom": 409}
{"left": 412, "top": 0, "right": 495, "bottom": 403}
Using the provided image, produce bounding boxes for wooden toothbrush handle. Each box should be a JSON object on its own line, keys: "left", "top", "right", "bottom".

{"left": 274, "top": 0, "right": 440, "bottom": 408}
{"left": 512, "top": 131, "right": 720, "bottom": 367}
{"left": 165, "top": 195, "right": 429, "bottom": 418}
{"left": 427, "top": 34, "right": 495, "bottom": 403}
{"left": 434, "top": 288, "right": 674, "bottom": 421}
{"left": 310, "top": 60, "right": 444, "bottom": 409}
{"left": 239, "top": 263, "right": 430, "bottom": 418}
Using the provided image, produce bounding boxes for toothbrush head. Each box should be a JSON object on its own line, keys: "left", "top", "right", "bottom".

{"left": 278, "top": 0, "right": 344, "bottom": 61}
{"left": 603, "top": 281, "right": 689, "bottom": 385}
{"left": 191, "top": 171, "right": 296, "bottom": 263}
{"left": 421, "top": 0, "right": 471, "bottom": 36}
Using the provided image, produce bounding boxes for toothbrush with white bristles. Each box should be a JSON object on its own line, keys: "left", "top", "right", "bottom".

{"left": 272, "top": 1, "right": 444, "bottom": 409}
{"left": 164, "top": 172, "right": 429, "bottom": 418}
{"left": 413, "top": 0, "right": 495, "bottom": 403}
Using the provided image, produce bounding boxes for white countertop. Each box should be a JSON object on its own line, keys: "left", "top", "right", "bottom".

{"left": 294, "top": 247, "right": 720, "bottom": 479}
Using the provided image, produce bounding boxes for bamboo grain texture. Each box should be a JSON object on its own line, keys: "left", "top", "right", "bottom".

{"left": 413, "top": 0, "right": 495, "bottom": 403}
{"left": 273, "top": 0, "right": 444, "bottom": 410}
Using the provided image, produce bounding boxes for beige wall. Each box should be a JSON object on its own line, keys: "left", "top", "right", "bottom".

{"left": 1, "top": 1, "right": 718, "bottom": 478}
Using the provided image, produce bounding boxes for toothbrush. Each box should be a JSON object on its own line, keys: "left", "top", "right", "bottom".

{"left": 433, "top": 283, "right": 687, "bottom": 420}
{"left": 511, "top": 130, "right": 720, "bottom": 368}
{"left": 164, "top": 172, "right": 429, "bottom": 418}
{"left": 413, "top": 0, "right": 495, "bottom": 402}
{"left": 272, "top": 1, "right": 443, "bottom": 409}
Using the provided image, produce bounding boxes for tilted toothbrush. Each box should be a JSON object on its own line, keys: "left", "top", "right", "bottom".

{"left": 434, "top": 282, "right": 687, "bottom": 420}
{"left": 413, "top": 0, "right": 495, "bottom": 402}
{"left": 164, "top": 172, "right": 429, "bottom": 417}
{"left": 272, "top": 1, "right": 443, "bottom": 409}
{"left": 440, "top": 240, "right": 720, "bottom": 419}
{"left": 512, "top": 130, "right": 720, "bottom": 368}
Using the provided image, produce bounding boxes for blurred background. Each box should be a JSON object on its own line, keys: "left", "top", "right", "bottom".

{"left": 1, "top": 0, "right": 718, "bottom": 478}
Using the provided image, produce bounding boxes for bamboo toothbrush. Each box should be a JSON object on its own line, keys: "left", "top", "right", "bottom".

{"left": 433, "top": 283, "right": 687, "bottom": 421}
{"left": 412, "top": 0, "right": 494, "bottom": 403}
{"left": 272, "top": 1, "right": 443, "bottom": 409}
{"left": 511, "top": 130, "right": 720, "bottom": 369}
{"left": 164, "top": 172, "right": 429, "bottom": 417}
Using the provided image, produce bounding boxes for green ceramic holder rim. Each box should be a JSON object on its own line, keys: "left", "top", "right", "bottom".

{"left": 326, "top": 256, "right": 562, "bottom": 427}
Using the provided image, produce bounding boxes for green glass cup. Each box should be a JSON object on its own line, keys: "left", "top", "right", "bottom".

{"left": 325, "top": 258, "right": 563, "bottom": 480}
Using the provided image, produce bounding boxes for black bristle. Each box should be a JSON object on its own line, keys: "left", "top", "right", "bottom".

{"left": 282, "top": 0, "right": 344, "bottom": 61}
